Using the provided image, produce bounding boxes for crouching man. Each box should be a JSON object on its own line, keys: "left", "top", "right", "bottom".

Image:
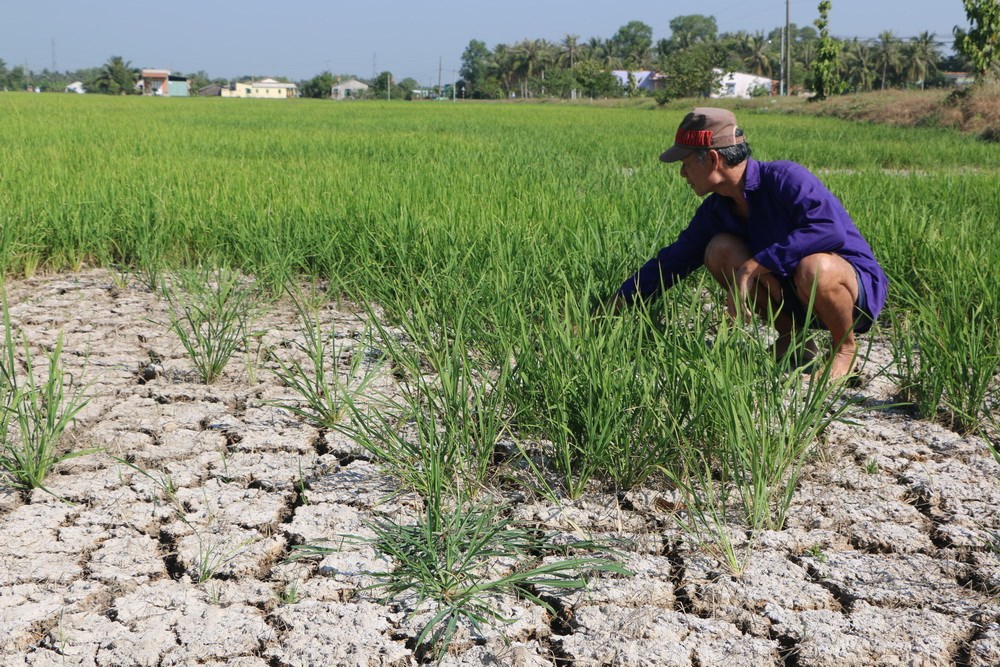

{"left": 608, "top": 107, "right": 887, "bottom": 380}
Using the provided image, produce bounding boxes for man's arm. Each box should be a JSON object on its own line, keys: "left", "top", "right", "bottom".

{"left": 612, "top": 206, "right": 720, "bottom": 307}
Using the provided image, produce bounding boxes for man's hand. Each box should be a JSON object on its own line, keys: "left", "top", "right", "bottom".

{"left": 733, "top": 258, "right": 769, "bottom": 322}
{"left": 599, "top": 293, "right": 628, "bottom": 316}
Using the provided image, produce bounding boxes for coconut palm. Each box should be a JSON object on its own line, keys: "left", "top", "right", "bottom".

{"left": 512, "top": 39, "right": 550, "bottom": 79}
{"left": 875, "top": 31, "right": 902, "bottom": 90}
{"left": 559, "top": 34, "right": 581, "bottom": 68}
{"left": 741, "top": 31, "right": 774, "bottom": 77}
{"left": 843, "top": 39, "right": 876, "bottom": 92}
{"left": 903, "top": 31, "right": 940, "bottom": 89}
{"left": 93, "top": 56, "right": 138, "bottom": 95}
{"left": 487, "top": 44, "right": 517, "bottom": 96}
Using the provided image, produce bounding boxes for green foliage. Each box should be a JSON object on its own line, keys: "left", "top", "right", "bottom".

{"left": 160, "top": 267, "right": 259, "bottom": 384}
{"left": 810, "top": 0, "right": 843, "bottom": 100}
{"left": 610, "top": 20, "right": 654, "bottom": 68}
{"left": 92, "top": 55, "right": 138, "bottom": 95}
{"left": 340, "top": 292, "right": 514, "bottom": 495}
{"left": 301, "top": 71, "right": 335, "bottom": 98}
{"left": 657, "top": 43, "right": 725, "bottom": 98}
{"left": 954, "top": 0, "right": 1000, "bottom": 80}
{"left": 292, "top": 493, "right": 628, "bottom": 661}
{"left": 663, "top": 14, "right": 719, "bottom": 54}
{"left": 0, "top": 294, "right": 93, "bottom": 492}
{"left": 267, "top": 286, "right": 380, "bottom": 429}
{"left": 572, "top": 60, "right": 623, "bottom": 97}
{"left": 370, "top": 71, "right": 405, "bottom": 100}
{"left": 460, "top": 39, "right": 492, "bottom": 98}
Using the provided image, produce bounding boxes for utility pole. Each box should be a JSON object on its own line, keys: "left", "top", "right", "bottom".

{"left": 785, "top": 0, "right": 791, "bottom": 96}
{"left": 779, "top": 27, "right": 785, "bottom": 96}
{"left": 438, "top": 57, "right": 443, "bottom": 98}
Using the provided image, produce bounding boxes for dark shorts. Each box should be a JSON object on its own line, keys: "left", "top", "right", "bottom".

{"left": 778, "top": 266, "right": 876, "bottom": 334}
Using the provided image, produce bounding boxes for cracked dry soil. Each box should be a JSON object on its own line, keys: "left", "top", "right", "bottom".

{"left": 0, "top": 270, "right": 998, "bottom": 667}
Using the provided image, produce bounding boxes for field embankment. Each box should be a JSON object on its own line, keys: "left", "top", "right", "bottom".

{"left": 706, "top": 82, "right": 1000, "bottom": 141}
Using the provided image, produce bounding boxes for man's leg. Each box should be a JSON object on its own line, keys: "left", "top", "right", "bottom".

{"left": 704, "top": 233, "right": 803, "bottom": 357}
{"left": 793, "top": 253, "right": 860, "bottom": 379}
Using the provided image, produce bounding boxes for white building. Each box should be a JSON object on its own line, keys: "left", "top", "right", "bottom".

{"left": 222, "top": 78, "right": 298, "bottom": 99}
{"left": 611, "top": 70, "right": 659, "bottom": 91}
{"left": 712, "top": 70, "right": 774, "bottom": 99}
{"left": 65, "top": 81, "right": 86, "bottom": 94}
{"left": 331, "top": 78, "right": 369, "bottom": 100}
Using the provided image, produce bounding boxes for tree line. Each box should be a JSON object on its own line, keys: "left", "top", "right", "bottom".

{"left": 0, "top": 54, "right": 428, "bottom": 100}
{"left": 456, "top": 4, "right": 1000, "bottom": 101}
{"left": 4, "top": 2, "right": 996, "bottom": 100}
{"left": 0, "top": 55, "right": 297, "bottom": 95}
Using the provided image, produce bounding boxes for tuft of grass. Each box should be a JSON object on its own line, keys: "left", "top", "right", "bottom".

{"left": 338, "top": 291, "right": 514, "bottom": 497}
{"left": 0, "top": 293, "right": 95, "bottom": 492}
{"left": 267, "top": 285, "right": 379, "bottom": 429}
{"left": 889, "top": 268, "right": 1000, "bottom": 435}
{"left": 112, "top": 455, "right": 184, "bottom": 516}
{"left": 160, "top": 266, "right": 259, "bottom": 384}
{"left": 291, "top": 492, "right": 628, "bottom": 662}
{"left": 193, "top": 533, "right": 257, "bottom": 584}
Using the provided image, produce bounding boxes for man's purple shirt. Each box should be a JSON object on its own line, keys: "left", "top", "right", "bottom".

{"left": 617, "top": 158, "right": 887, "bottom": 322}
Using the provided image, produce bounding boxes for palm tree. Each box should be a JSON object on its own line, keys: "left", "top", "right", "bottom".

{"left": 511, "top": 39, "right": 554, "bottom": 97}
{"left": 875, "top": 31, "right": 901, "bottom": 90}
{"left": 581, "top": 37, "right": 616, "bottom": 68}
{"left": 487, "top": 44, "right": 517, "bottom": 97}
{"left": 741, "top": 31, "right": 774, "bottom": 77}
{"left": 842, "top": 39, "right": 876, "bottom": 92}
{"left": 558, "top": 34, "right": 580, "bottom": 69}
{"left": 903, "top": 31, "right": 940, "bottom": 89}
{"left": 94, "top": 55, "right": 138, "bottom": 95}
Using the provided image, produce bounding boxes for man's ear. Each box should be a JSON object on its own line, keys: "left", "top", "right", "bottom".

{"left": 709, "top": 149, "right": 723, "bottom": 170}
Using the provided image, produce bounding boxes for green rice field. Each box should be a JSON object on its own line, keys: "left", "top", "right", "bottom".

{"left": 2, "top": 93, "right": 999, "bottom": 574}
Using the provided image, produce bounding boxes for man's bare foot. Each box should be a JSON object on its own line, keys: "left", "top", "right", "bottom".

{"left": 812, "top": 346, "right": 857, "bottom": 382}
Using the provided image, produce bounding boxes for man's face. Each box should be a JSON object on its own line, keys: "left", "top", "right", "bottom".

{"left": 679, "top": 150, "right": 713, "bottom": 197}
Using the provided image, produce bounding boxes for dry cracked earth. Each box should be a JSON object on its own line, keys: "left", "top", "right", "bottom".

{"left": 1, "top": 269, "right": 998, "bottom": 667}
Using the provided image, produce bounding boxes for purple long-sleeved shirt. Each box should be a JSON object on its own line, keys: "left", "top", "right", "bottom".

{"left": 617, "top": 158, "right": 887, "bottom": 321}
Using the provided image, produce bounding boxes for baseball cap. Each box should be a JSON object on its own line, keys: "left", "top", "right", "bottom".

{"left": 659, "top": 107, "right": 745, "bottom": 163}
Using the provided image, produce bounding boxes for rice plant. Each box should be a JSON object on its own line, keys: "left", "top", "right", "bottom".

{"left": 267, "top": 285, "right": 379, "bottom": 429}
{"left": 291, "top": 490, "right": 628, "bottom": 662}
{"left": 339, "top": 291, "right": 514, "bottom": 496}
{"left": 160, "top": 266, "right": 259, "bottom": 384}
{"left": 889, "top": 260, "right": 1000, "bottom": 434}
{"left": 505, "top": 280, "right": 696, "bottom": 498}
{"left": 0, "top": 294, "right": 94, "bottom": 491}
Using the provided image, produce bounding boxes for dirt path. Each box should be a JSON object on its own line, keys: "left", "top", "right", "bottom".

{"left": 1, "top": 270, "right": 997, "bottom": 666}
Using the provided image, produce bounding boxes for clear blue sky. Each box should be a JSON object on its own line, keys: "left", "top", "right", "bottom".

{"left": 0, "top": 0, "right": 968, "bottom": 83}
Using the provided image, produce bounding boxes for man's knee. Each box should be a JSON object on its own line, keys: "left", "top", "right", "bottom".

{"left": 704, "top": 233, "right": 749, "bottom": 279}
{"left": 794, "top": 253, "right": 857, "bottom": 301}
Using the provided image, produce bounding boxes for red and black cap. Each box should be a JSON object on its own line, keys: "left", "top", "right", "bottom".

{"left": 659, "top": 107, "right": 745, "bottom": 163}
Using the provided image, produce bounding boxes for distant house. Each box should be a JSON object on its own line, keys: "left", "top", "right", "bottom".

{"left": 611, "top": 70, "right": 660, "bottom": 91}
{"left": 331, "top": 78, "right": 369, "bottom": 100}
{"left": 167, "top": 75, "right": 190, "bottom": 97}
{"left": 140, "top": 69, "right": 171, "bottom": 96}
{"left": 943, "top": 71, "right": 975, "bottom": 87}
{"left": 65, "top": 81, "right": 86, "bottom": 94}
{"left": 712, "top": 70, "right": 774, "bottom": 99}
{"left": 221, "top": 78, "right": 298, "bottom": 99}
{"left": 138, "top": 69, "right": 189, "bottom": 97}
{"left": 198, "top": 83, "right": 224, "bottom": 96}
